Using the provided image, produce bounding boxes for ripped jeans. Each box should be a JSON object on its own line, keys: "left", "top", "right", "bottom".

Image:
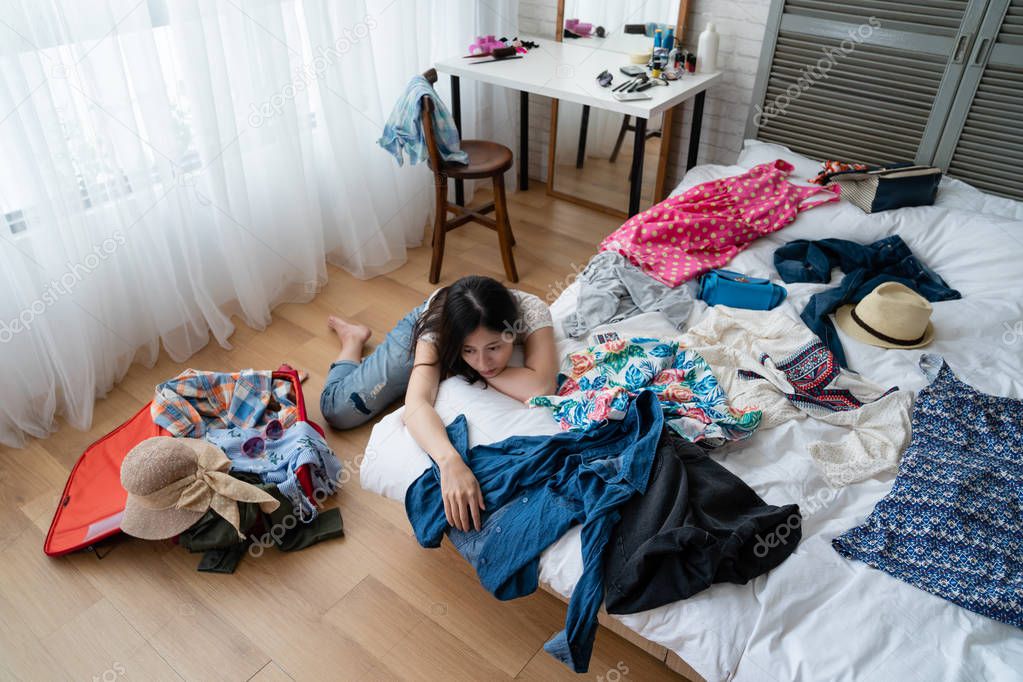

{"left": 319, "top": 303, "right": 424, "bottom": 430}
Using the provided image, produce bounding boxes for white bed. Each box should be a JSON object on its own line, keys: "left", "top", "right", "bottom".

{"left": 360, "top": 140, "right": 1023, "bottom": 681}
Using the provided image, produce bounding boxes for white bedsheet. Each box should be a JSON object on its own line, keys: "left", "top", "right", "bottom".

{"left": 361, "top": 141, "right": 1023, "bottom": 681}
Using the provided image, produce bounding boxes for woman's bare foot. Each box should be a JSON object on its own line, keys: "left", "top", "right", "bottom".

{"left": 328, "top": 315, "right": 371, "bottom": 363}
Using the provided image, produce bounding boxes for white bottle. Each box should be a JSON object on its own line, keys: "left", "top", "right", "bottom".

{"left": 697, "top": 22, "right": 719, "bottom": 73}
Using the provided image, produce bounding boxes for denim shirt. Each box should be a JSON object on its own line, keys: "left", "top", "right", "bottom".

{"left": 405, "top": 391, "right": 663, "bottom": 673}
{"left": 775, "top": 235, "right": 961, "bottom": 367}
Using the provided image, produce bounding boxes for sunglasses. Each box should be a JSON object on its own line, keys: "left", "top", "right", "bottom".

{"left": 241, "top": 418, "right": 284, "bottom": 457}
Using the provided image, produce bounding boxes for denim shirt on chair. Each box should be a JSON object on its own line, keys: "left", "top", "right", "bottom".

{"left": 404, "top": 390, "right": 663, "bottom": 673}
{"left": 774, "top": 235, "right": 961, "bottom": 368}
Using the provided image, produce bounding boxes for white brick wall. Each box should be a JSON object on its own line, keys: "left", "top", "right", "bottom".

{"left": 515, "top": 0, "right": 771, "bottom": 189}
{"left": 666, "top": 0, "right": 771, "bottom": 188}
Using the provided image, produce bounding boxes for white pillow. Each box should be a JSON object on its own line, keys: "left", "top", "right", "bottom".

{"left": 735, "top": 139, "right": 823, "bottom": 183}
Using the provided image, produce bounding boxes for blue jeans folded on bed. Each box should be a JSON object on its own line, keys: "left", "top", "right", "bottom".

{"left": 320, "top": 304, "right": 424, "bottom": 430}
{"left": 774, "top": 235, "right": 961, "bottom": 368}
{"left": 405, "top": 391, "right": 664, "bottom": 673}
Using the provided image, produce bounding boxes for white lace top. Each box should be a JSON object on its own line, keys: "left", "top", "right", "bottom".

{"left": 419, "top": 289, "right": 553, "bottom": 345}
{"left": 680, "top": 306, "right": 913, "bottom": 488}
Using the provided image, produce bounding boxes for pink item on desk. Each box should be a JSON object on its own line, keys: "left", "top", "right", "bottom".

{"left": 599, "top": 160, "right": 840, "bottom": 287}
{"left": 469, "top": 35, "right": 505, "bottom": 55}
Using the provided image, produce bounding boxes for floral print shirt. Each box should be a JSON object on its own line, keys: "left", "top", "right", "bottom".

{"left": 529, "top": 337, "right": 761, "bottom": 444}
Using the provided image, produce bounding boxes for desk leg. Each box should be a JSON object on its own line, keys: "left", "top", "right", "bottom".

{"left": 686, "top": 90, "right": 706, "bottom": 171}
{"left": 628, "top": 116, "right": 647, "bottom": 216}
{"left": 451, "top": 75, "right": 464, "bottom": 206}
{"left": 519, "top": 90, "right": 529, "bottom": 190}
{"left": 576, "top": 104, "right": 590, "bottom": 168}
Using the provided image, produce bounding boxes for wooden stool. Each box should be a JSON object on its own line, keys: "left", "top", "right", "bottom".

{"left": 421, "top": 68, "right": 518, "bottom": 284}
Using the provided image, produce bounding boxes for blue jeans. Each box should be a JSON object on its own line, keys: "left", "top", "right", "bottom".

{"left": 774, "top": 235, "right": 961, "bottom": 368}
{"left": 319, "top": 304, "right": 424, "bottom": 430}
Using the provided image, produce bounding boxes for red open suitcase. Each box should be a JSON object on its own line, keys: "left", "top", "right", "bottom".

{"left": 44, "top": 365, "right": 322, "bottom": 556}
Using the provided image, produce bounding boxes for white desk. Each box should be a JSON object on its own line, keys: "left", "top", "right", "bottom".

{"left": 435, "top": 37, "right": 721, "bottom": 215}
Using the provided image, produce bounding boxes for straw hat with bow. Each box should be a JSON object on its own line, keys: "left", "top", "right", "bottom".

{"left": 120, "top": 436, "right": 279, "bottom": 540}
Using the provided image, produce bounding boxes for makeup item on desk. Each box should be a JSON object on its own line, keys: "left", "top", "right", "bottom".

{"left": 468, "top": 35, "right": 504, "bottom": 55}
{"left": 634, "top": 80, "right": 655, "bottom": 93}
{"left": 629, "top": 50, "right": 651, "bottom": 64}
{"left": 613, "top": 90, "right": 652, "bottom": 102}
{"left": 626, "top": 74, "right": 649, "bottom": 92}
{"left": 499, "top": 37, "right": 537, "bottom": 53}
{"left": 686, "top": 53, "right": 697, "bottom": 72}
{"left": 464, "top": 45, "right": 516, "bottom": 59}
{"left": 651, "top": 29, "right": 664, "bottom": 77}
{"left": 664, "top": 44, "right": 683, "bottom": 79}
{"left": 620, "top": 65, "right": 646, "bottom": 77}
{"left": 612, "top": 74, "right": 643, "bottom": 92}
{"left": 624, "top": 24, "right": 646, "bottom": 34}
{"left": 469, "top": 54, "right": 523, "bottom": 64}
{"left": 468, "top": 46, "right": 520, "bottom": 64}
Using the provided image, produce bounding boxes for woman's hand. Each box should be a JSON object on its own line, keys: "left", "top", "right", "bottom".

{"left": 439, "top": 458, "right": 485, "bottom": 532}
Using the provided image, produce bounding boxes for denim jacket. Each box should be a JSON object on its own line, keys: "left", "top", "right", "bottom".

{"left": 775, "top": 235, "right": 961, "bottom": 367}
{"left": 405, "top": 391, "right": 663, "bottom": 673}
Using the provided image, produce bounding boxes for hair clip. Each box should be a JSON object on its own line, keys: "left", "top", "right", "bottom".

{"left": 596, "top": 69, "right": 613, "bottom": 87}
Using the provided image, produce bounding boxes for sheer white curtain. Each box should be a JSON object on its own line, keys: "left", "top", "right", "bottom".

{"left": 0, "top": 0, "right": 518, "bottom": 447}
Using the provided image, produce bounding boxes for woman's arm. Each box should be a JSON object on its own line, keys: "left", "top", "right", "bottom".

{"left": 485, "top": 326, "right": 559, "bottom": 402}
{"left": 403, "top": 340, "right": 485, "bottom": 532}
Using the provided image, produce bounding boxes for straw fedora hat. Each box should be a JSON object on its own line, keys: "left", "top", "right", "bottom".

{"left": 835, "top": 281, "right": 934, "bottom": 350}
{"left": 121, "top": 436, "right": 277, "bottom": 540}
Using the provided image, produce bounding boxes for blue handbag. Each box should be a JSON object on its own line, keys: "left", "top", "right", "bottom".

{"left": 698, "top": 269, "right": 787, "bottom": 310}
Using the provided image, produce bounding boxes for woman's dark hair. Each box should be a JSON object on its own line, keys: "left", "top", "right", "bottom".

{"left": 411, "top": 275, "right": 519, "bottom": 384}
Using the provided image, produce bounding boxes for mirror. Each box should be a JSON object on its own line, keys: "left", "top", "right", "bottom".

{"left": 549, "top": 0, "right": 684, "bottom": 216}
{"left": 552, "top": 103, "right": 665, "bottom": 213}
{"left": 559, "top": 1, "right": 680, "bottom": 53}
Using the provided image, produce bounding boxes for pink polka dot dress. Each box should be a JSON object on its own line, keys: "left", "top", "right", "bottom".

{"left": 599, "top": 159, "right": 841, "bottom": 287}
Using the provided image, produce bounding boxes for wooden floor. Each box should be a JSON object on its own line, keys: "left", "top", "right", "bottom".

{"left": 0, "top": 186, "right": 692, "bottom": 681}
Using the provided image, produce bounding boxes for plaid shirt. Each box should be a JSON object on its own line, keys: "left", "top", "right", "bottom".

{"left": 377, "top": 75, "right": 469, "bottom": 167}
{"left": 152, "top": 369, "right": 298, "bottom": 438}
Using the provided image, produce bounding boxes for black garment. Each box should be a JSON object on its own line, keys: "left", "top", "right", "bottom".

{"left": 178, "top": 472, "right": 344, "bottom": 573}
{"left": 604, "top": 429, "right": 801, "bottom": 615}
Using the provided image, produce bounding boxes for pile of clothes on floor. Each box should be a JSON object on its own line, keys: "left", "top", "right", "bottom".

{"left": 120, "top": 369, "right": 344, "bottom": 573}
{"left": 403, "top": 159, "right": 1020, "bottom": 673}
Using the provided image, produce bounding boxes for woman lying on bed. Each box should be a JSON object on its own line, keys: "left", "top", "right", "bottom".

{"left": 319, "top": 275, "right": 558, "bottom": 532}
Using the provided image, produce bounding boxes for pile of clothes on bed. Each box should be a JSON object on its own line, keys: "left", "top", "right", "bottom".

{"left": 402, "top": 159, "right": 1021, "bottom": 673}
{"left": 119, "top": 369, "right": 345, "bottom": 573}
